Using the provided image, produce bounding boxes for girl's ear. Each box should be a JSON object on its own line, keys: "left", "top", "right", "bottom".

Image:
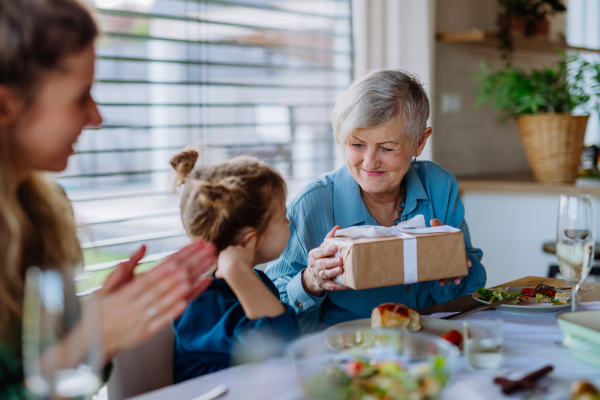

{"left": 242, "top": 230, "right": 259, "bottom": 249}
{"left": 234, "top": 227, "right": 257, "bottom": 247}
{"left": 0, "top": 86, "right": 24, "bottom": 129}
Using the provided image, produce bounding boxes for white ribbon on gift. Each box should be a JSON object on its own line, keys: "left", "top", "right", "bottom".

{"left": 333, "top": 215, "right": 460, "bottom": 285}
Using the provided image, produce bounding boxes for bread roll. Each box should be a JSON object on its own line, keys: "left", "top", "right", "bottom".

{"left": 371, "top": 303, "right": 421, "bottom": 331}
{"left": 570, "top": 380, "right": 600, "bottom": 400}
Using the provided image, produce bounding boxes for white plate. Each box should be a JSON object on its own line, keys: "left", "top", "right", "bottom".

{"left": 472, "top": 286, "right": 578, "bottom": 314}
{"left": 325, "top": 317, "right": 464, "bottom": 352}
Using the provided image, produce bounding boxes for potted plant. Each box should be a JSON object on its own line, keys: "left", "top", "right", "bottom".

{"left": 473, "top": 53, "right": 600, "bottom": 184}
{"left": 496, "top": 0, "right": 567, "bottom": 59}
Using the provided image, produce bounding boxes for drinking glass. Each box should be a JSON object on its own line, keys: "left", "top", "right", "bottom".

{"left": 23, "top": 266, "right": 104, "bottom": 400}
{"left": 463, "top": 319, "right": 503, "bottom": 371}
{"left": 556, "top": 195, "right": 595, "bottom": 312}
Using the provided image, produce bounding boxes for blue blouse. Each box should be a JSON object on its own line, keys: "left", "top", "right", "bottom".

{"left": 265, "top": 162, "right": 486, "bottom": 333}
{"left": 172, "top": 269, "right": 300, "bottom": 383}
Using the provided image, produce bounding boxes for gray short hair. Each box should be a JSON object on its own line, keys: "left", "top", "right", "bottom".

{"left": 332, "top": 69, "right": 430, "bottom": 147}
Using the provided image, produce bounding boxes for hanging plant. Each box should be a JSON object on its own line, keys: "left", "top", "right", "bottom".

{"left": 496, "top": 0, "right": 566, "bottom": 60}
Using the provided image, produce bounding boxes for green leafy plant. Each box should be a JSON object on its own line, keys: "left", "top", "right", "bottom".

{"left": 473, "top": 53, "right": 600, "bottom": 121}
{"left": 496, "top": 0, "right": 567, "bottom": 60}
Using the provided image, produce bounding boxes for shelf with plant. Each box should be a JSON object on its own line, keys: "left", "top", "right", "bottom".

{"left": 473, "top": 53, "right": 600, "bottom": 184}
{"left": 496, "top": 0, "right": 566, "bottom": 59}
{"left": 436, "top": 1, "right": 579, "bottom": 57}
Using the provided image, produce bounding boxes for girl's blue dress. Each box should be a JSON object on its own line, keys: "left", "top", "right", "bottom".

{"left": 172, "top": 269, "right": 299, "bottom": 383}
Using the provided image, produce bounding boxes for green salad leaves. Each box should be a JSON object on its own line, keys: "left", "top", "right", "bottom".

{"left": 475, "top": 287, "right": 520, "bottom": 303}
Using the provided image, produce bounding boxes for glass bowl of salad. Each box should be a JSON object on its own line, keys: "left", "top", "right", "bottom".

{"left": 288, "top": 327, "right": 460, "bottom": 400}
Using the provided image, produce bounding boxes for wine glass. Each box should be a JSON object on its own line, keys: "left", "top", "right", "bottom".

{"left": 556, "top": 195, "right": 595, "bottom": 312}
{"left": 22, "top": 266, "right": 104, "bottom": 399}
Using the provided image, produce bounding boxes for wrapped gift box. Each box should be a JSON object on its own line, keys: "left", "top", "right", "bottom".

{"left": 322, "top": 215, "right": 468, "bottom": 290}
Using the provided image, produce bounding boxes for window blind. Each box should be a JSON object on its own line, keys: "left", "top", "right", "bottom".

{"left": 56, "top": 0, "right": 353, "bottom": 290}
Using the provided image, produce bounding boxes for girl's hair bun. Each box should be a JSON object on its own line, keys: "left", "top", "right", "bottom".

{"left": 170, "top": 150, "right": 199, "bottom": 187}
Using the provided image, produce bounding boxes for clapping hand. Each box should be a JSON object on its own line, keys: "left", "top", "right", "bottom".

{"left": 93, "top": 239, "right": 216, "bottom": 359}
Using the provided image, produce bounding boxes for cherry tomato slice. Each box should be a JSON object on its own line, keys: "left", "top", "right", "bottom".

{"left": 344, "top": 360, "right": 363, "bottom": 377}
{"left": 441, "top": 330, "right": 463, "bottom": 347}
{"left": 521, "top": 288, "right": 534, "bottom": 296}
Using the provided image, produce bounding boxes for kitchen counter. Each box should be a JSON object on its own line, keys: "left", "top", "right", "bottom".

{"left": 457, "top": 171, "right": 600, "bottom": 196}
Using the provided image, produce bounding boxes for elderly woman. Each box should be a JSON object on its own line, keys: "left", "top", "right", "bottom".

{"left": 266, "top": 70, "right": 486, "bottom": 333}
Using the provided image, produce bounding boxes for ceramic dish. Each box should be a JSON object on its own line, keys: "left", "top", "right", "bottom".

{"left": 325, "top": 317, "right": 464, "bottom": 352}
{"left": 558, "top": 310, "right": 600, "bottom": 368}
{"left": 472, "top": 286, "right": 578, "bottom": 314}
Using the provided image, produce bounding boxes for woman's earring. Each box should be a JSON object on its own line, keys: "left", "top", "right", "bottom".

{"left": 412, "top": 156, "right": 419, "bottom": 169}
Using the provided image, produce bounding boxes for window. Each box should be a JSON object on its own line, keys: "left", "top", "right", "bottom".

{"left": 59, "top": 0, "right": 353, "bottom": 293}
{"left": 568, "top": 0, "right": 600, "bottom": 145}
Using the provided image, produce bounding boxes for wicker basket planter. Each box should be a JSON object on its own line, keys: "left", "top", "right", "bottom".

{"left": 515, "top": 114, "right": 589, "bottom": 184}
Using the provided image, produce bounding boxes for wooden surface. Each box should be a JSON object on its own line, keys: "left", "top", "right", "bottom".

{"left": 419, "top": 275, "right": 600, "bottom": 315}
{"left": 437, "top": 30, "right": 600, "bottom": 55}
{"left": 457, "top": 170, "right": 600, "bottom": 196}
{"left": 542, "top": 241, "right": 600, "bottom": 259}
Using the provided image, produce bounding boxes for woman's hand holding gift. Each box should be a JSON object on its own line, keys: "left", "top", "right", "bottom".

{"left": 302, "top": 226, "right": 348, "bottom": 296}
{"left": 430, "top": 218, "right": 472, "bottom": 286}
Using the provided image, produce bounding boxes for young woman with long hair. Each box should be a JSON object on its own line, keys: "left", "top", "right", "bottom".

{"left": 0, "top": 0, "right": 216, "bottom": 397}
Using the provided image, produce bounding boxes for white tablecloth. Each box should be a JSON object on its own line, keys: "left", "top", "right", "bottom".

{"left": 131, "top": 302, "right": 600, "bottom": 400}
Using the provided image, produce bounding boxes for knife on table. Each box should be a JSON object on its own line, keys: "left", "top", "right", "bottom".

{"left": 441, "top": 295, "right": 520, "bottom": 320}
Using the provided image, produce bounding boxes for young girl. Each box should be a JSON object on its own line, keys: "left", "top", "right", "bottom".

{"left": 0, "top": 0, "right": 216, "bottom": 397}
{"left": 170, "top": 150, "right": 300, "bottom": 382}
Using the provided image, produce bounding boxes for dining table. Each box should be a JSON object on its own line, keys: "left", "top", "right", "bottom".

{"left": 131, "top": 276, "right": 600, "bottom": 400}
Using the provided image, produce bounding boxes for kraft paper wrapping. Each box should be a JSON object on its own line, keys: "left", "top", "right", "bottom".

{"left": 322, "top": 223, "right": 468, "bottom": 290}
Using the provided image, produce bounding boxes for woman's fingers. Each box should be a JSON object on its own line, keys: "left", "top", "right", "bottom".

{"left": 102, "top": 246, "right": 147, "bottom": 292}
{"left": 134, "top": 269, "right": 190, "bottom": 309}
{"left": 127, "top": 261, "right": 187, "bottom": 299}
{"left": 146, "top": 275, "right": 192, "bottom": 317}
{"left": 101, "top": 264, "right": 127, "bottom": 293}
{"left": 159, "top": 240, "right": 210, "bottom": 271}
{"left": 178, "top": 245, "right": 218, "bottom": 281}
{"left": 186, "top": 242, "right": 217, "bottom": 279}
{"left": 439, "top": 277, "right": 463, "bottom": 286}
{"left": 316, "top": 257, "right": 343, "bottom": 270}
{"left": 156, "top": 240, "right": 217, "bottom": 281}
{"left": 147, "top": 300, "right": 188, "bottom": 335}
{"left": 309, "top": 244, "right": 338, "bottom": 262}
{"left": 187, "top": 277, "right": 213, "bottom": 301}
{"left": 127, "top": 245, "right": 146, "bottom": 269}
{"left": 321, "top": 280, "right": 348, "bottom": 291}
{"left": 325, "top": 225, "right": 341, "bottom": 239}
{"left": 319, "top": 266, "right": 344, "bottom": 279}
{"left": 430, "top": 218, "right": 443, "bottom": 227}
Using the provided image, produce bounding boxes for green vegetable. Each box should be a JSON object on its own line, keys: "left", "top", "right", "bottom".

{"left": 305, "top": 358, "right": 447, "bottom": 400}
{"left": 476, "top": 287, "right": 519, "bottom": 303}
{"left": 536, "top": 293, "right": 544, "bottom": 303}
{"left": 475, "top": 287, "right": 494, "bottom": 302}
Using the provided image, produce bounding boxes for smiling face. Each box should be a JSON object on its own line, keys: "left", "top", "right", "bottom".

{"left": 346, "top": 119, "right": 417, "bottom": 197}
{"left": 9, "top": 44, "right": 102, "bottom": 174}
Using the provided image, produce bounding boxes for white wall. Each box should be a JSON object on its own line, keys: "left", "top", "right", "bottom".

{"left": 463, "top": 192, "right": 600, "bottom": 286}
{"left": 353, "top": 0, "right": 436, "bottom": 161}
